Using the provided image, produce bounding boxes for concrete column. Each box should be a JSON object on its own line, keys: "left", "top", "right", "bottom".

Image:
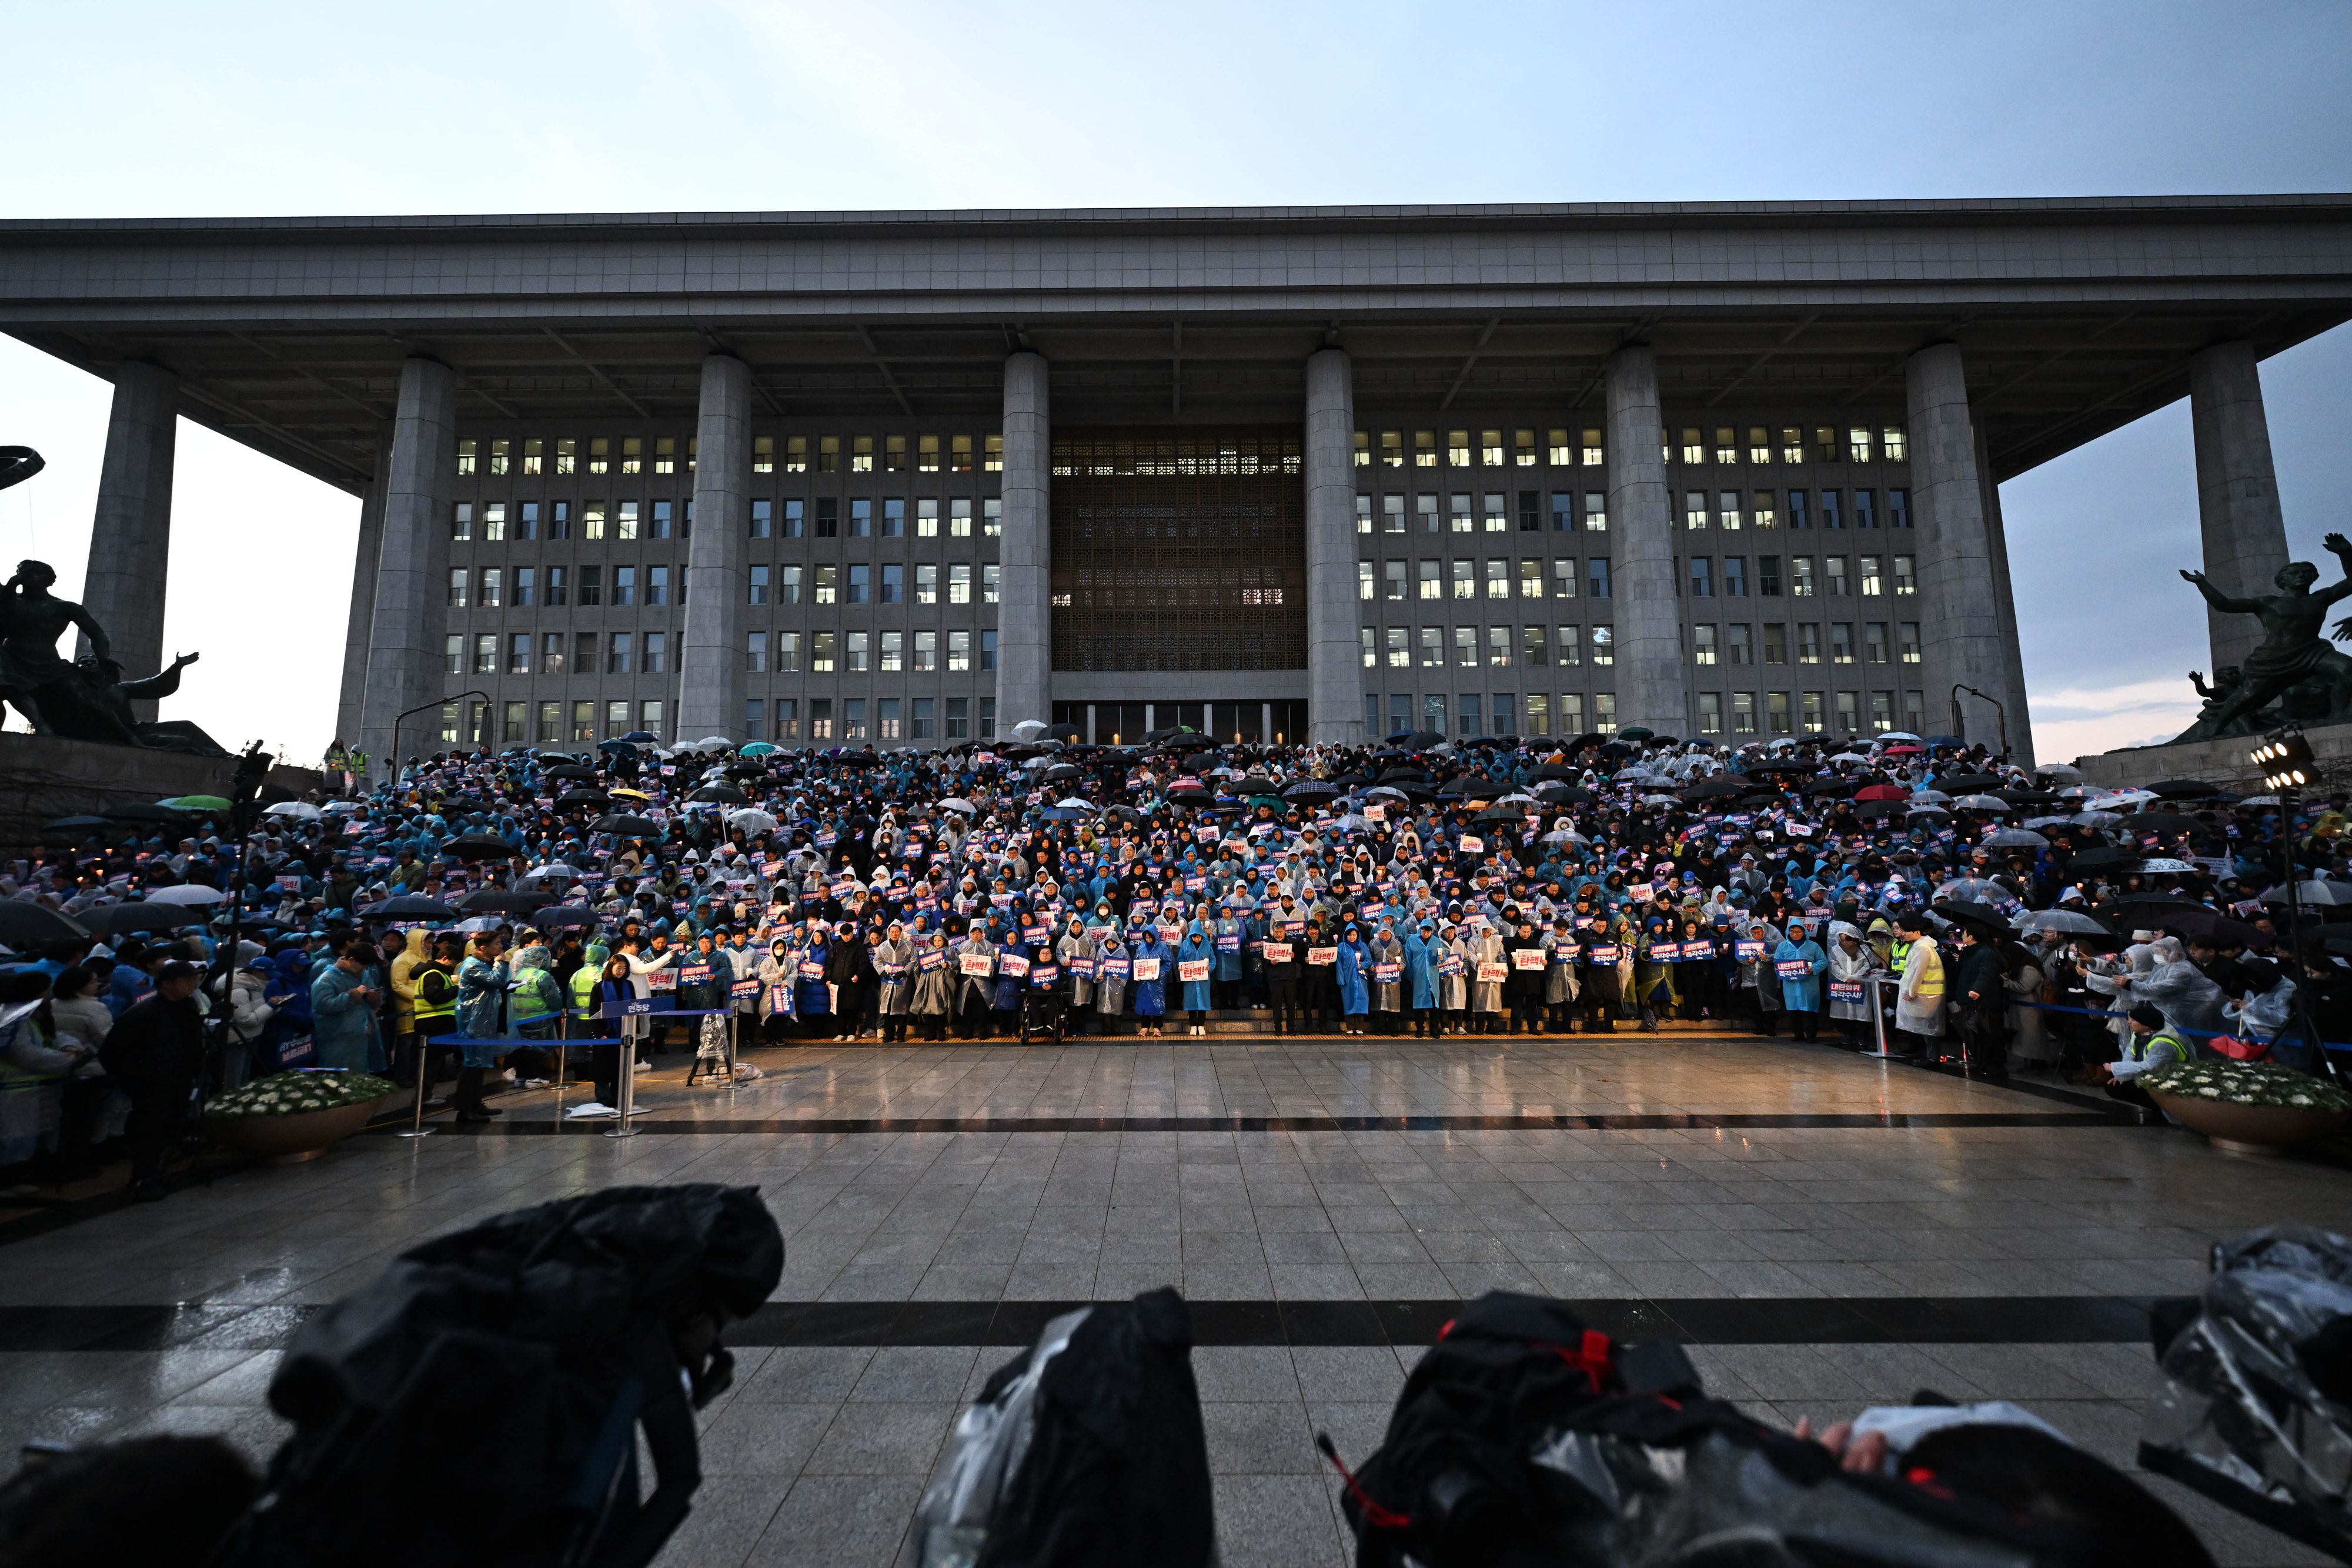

{"left": 1905, "top": 343, "right": 2016, "bottom": 754}
{"left": 79, "top": 362, "right": 178, "bottom": 716}
{"left": 355, "top": 357, "right": 459, "bottom": 776}
{"left": 995, "top": 353, "right": 1051, "bottom": 730}
{"left": 1304, "top": 347, "right": 1362, "bottom": 745}
{"left": 677, "top": 354, "right": 751, "bottom": 743}
{"left": 2190, "top": 341, "right": 2291, "bottom": 677}
{"left": 335, "top": 427, "right": 393, "bottom": 748}
{"left": 1603, "top": 345, "right": 1685, "bottom": 734}
{"left": 1972, "top": 422, "right": 2036, "bottom": 768}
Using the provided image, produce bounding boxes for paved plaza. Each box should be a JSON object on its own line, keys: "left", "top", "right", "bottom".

{"left": 2, "top": 1033, "right": 2346, "bottom": 1566}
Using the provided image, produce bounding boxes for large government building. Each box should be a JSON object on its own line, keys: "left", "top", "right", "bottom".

{"left": 6, "top": 197, "right": 2351, "bottom": 771}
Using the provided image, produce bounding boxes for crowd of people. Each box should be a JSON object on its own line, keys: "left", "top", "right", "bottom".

{"left": 2, "top": 720, "right": 2347, "bottom": 1193}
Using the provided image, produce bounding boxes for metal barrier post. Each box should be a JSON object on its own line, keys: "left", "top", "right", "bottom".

{"left": 397, "top": 1036, "right": 437, "bottom": 1138}
{"left": 606, "top": 1021, "right": 639, "bottom": 1138}
{"left": 1860, "top": 974, "right": 1899, "bottom": 1059}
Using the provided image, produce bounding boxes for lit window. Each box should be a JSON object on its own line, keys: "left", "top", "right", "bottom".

{"left": 1848, "top": 427, "right": 1873, "bottom": 464}
{"left": 443, "top": 633, "right": 462, "bottom": 674}
{"left": 1522, "top": 625, "right": 1546, "bottom": 666}
{"left": 1479, "top": 430, "right": 1503, "bottom": 466}
{"left": 1832, "top": 623, "right": 1855, "bottom": 664}
{"left": 1352, "top": 430, "right": 1370, "bottom": 469}
{"left": 950, "top": 564, "right": 971, "bottom": 604}
{"left": 1418, "top": 627, "right": 1442, "bottom": 667}
{"left": 1485, "top": 559, "right": 1509, "bottom": 599}
{"left": 777, "top": 632, "right": 800, "bottom": 672}
{"left": 1698, "top": 693, "right": 1722, "bottom": 734}
{"left": 1381, "top": 432, "right": 1404, "bottom": 468}
{"left": 814, "top": 565, "right": 838, "bottom": 605}
{"left": 621, "top": 437, "right": 643, "bottom": 475}
{"left": 1685, "top": 492, "right": 1708, "bottom": 530}
{"left": 1383, "top": 495, "right": 1405, "bottom": 533}
{"left": 1360, "top": 628, "right": 1376, "bottom": 668}
{"left": 852, "top": 435, "right": 874, "bottom": 472}
{"left": 1882, "top": 426, "right": 1907, "bottom": 463}
{"left": 1447, "top": 430, "right": 1471, "bottom": 467}
{"left": 1900, "top": 621, "right": 1922, "bottom": 663}
{"left": 983, "top": 563, "right": 999, "bottom": 604}
{"left": 1591, "top": 626, "right": 1613, "bottom": 666}
{"left": 1386, "top": 628, "right": 1409, "bottom": 667}
{"left": 1514, "top": 429, "right": 1536, "bottom": 466}
{"left": 1780, "top": 427, "right": 1805, "bottom": 464}
{"left": 811, "top": 631, "right": 837, "bottom": 673}
{"left": 1482, "top": 493, "right": 1506, "bottom": 532}
{"left": 1798, "top": 624, "right": 1822, "bottom": 664}
{"left": 1715, "top": 427, "right": 1737, "bottom": 464}
{"left": 1748, "top": 427, "right": 1772, "bottom": 465}
{"left": 753, "top": 435, "right": 774, "bottom": 474}
{"left": 1358, "top": 563, "right": 1375, "bottom": 602}
{"left": 881, "top": 630, "right": 903, "bottom": 672}
{"left": 1384, "top": 560, "right": 1405, "bottom": 600}
{"left": 1858, "top": 555, "right": 1883, "bottom": 596}
{"left": 480, "top": 567, "right": 503, "bottom": 607}
{"left": 914, "top": 630, "right": 937, "bottom": 671}
{"left": 948, "top": 630, "right": 971, "bottom": 671}
{"left": 1414, "top": 431, "right": 1437, "bottom": 467}
{"left": 1487, "top": 625, "right": 1511, "bottom": 666}
{"left": 1582, "top": 429, "right": 1604, "bottom": 466}
{"left": 1717, "top": 490, "right": 1741, "bottom": 531}
{"left": 1519, "top": 560, "right": 1544, "bottom": 599}
{"left": 1451, "top": 561, "right": 1474, "bottom": 600}
{"left": 1893, "top": 554, "right": 1916, "bottom": 595}
{"left": 450, "top": 503, "right": 473, "bottom": 542}
{"left": 455, "top": 439, "right": 477, "bottom": 477}
{"left": 1552, "top": 559, "right": 1576, "bottom": 599}
{"left": 1681, "top": 427, "right": 1703, "bottom": 465}
{"left": 1454, "top": 627, "right": 1478, "bottom": 667}
{"left": 447, "top": 568, "right": 467, "bottom": 607}
{"left": 1355, "top": 495, "right": 1372, "bottom": 535}
{"left": 1418, "top": 560, "right": 1441, "bottom": 600}
{"left": 1751, "top": 490, "right": 1777, "bottom": 530}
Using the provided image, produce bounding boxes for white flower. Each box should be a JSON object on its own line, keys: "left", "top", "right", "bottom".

{"left": 2197, "top": 1087, "right": 2221, "bottom": 1098}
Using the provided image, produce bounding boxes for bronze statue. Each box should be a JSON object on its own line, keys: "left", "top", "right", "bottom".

{"left": 0, "top": 560, "right": 113, "bottom": 734}
{"left": 2175, "top": 536, "right": 2352, "bottom": 740}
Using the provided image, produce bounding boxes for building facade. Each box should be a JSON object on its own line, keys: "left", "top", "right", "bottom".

{"left": 6, "top": 198, "right": 2348, "bottom": 771}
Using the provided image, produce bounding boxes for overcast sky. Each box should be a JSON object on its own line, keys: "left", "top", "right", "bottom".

{"left": 2, "top": 0, "right": 2348, "bottom": 763}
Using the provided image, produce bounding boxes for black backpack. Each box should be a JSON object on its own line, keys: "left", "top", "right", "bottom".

{"left": 250, "top": 1183, "right": 783, "bottom": 1568}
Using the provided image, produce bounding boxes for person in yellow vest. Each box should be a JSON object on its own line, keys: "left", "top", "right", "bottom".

{"left": 409, "top": 933, "right": 462, "bottom": 1111}
{"left": 569, "top": 942, "right": 609, "bottom": 1025}
{"left": 1892, "top": 912, "right": 1945, "bottom": 1059}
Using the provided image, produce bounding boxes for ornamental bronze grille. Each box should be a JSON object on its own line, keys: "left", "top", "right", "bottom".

{"left": 1050, "top": 431, "right": 1307, "bottom": 673}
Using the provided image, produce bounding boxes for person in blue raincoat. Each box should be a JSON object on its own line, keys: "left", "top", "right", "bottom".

{"left": 1335, "top": 922, "right": 1372, "bottom": 1035}
{"left": 1130, "top": 925, "right": 1171, "bottom": 1037}
{"left": 450, "top": 932, "right": 511, "bottom": 1122}
{"left": 1773, "top": 919, "right": 1829, "bottom": 1044}
{"left": 795, "top": 927, "right": 834, "bottom": 1034}
{"left": 1210, "top": 909, "right": 1246, "bottom": 1009}
{"left": 1403, "top": 918, "right": 1441, "bottom": 1037}
{"left": 1177, "top": 928, "right": 1215, "bottom": 1035}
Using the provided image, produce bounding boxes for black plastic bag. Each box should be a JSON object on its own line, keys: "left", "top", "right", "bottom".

{"left": 901, "top": 1286, "right": 1212, "bottom": 1568}
{"left": 2140, "top": 1225, "right": 2352, "bottom": 1562}
{"left": 252, "top": 1182, "right": 783, "bottom": 1568}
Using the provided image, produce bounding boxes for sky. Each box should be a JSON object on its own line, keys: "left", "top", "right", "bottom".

{"left": 1, "top": 0, "right": 2348, "bottom": 764}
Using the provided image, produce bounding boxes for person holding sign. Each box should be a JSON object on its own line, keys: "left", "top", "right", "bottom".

{"left": 1368, "top": 920, "right": 1406, "bottom": 1034}
{"left": 1505, "top": 920, "right": 1549, "bottom": 1034}
{"left": 1738, "top": 920, "right": 1786, "bottom": 1036}
{"left": 1302, "top": 915, "right": 1339, "bottom": 1031}
{"left": 873, "top": 921, "right": 918, "bottom": 1043}
{"left": 1466, "top": 920, "right": 1508, "bottom": 1033}
{"left": 1177, "top": 929, "right": 1215, "bottom": 1035}
{"left": 1573, "top": 927, "right": 1622, "bottom": 1033}
{"left": 1435, "top": 921, "right": 1471, "bottom": 1035}
{"left": 1262, "top": 918, "right": 1302, "bottom": 1034}
{"left": 757, "top": 937, "right": 798, "bottom": 1043}
{"left": 1404, "top": 919, "right": 1441, "bottom": 1038}
{"left": 1130, "top": 925, "right": 1171, "bottom": 1037}
{"left": 796, "top": 925, "right": 836, "bottom": 1037}
{"left": 1334, "top": 923, "right": 1372, "bottom": 1035}
{"left": 910, "top": 930, "right": 954, "bottom": 1041}
{"left": 953, "top": 926, "right": 998, "bottom": 1039}
{"left": 1093, "top": 926, "right": 1131, "bottom": 1035}
{"left": 1773, "top": 920, "right": 1830, "bottom": 1042}
{"left": 1542, "top": 917, "right": 1582, "bottom": 1034}
{"left": 1825, "top": 922, "right": 1884, "bottom": 1049}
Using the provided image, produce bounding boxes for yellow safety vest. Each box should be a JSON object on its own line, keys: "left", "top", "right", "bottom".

{"left": 412, "top": 964, "right": 458, "bottom": 1028}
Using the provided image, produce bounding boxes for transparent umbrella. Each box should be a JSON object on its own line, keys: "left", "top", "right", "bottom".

{"left": 2013, "top": 908, "right": 2109, "bottom": 934}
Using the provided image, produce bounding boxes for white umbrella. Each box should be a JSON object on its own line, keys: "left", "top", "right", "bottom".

{"left": 694, "top": 735, "right": 734, "bottom": 750}
{"left": 521, "top": 862, "right": 580, "bottom": 881}
{"left": 938, "top": 798, "right": 976, "bottom": 814}
{"left": 2020, "top": 815, "right": 2073, "bottom": 829}
{"left": 2013, "top": 908, "right": 2108, "bottom": 934}
{"left": 2071, "top": 810, "right": 2123, "bottom": 829}
{"left": 1010, "top": 719, "right": 1052, "bottom": 741}
{"left": 1828, "top": 752, "right": 1870, "bottom": 764}
{"left": 1912, "top": 789, "right": 1952, "bottom": 804}
{"left": 1879, "top": 731, "right": 1922, "bottom": 743}
{"left": 264, "top": 801, "right": 323, "bottom": 819}
{"left": 2104, "top": 788, "right": 2160, "bottom": 806}
{"left": 2239, "top": 794, "right": 2281, "bottom": 807}
{"left": 727, "top": 808, "right": 779, "bottom": 833}
{"left": 2037, "top": 763, "right": 2084, "bottom": 781}
{"left": 1984, "top": 828, "right": 2049, "bottom": 848}
{"left": 2137, "top": 857, "right": 2196, "bottom": 874}
{"left": 1053, "top": 797, "right": 1096, "bottom": 810}
{"left": 1953, "top": 794, "right": 2012, "bottom": 811}
{"left": 2261, "top": 880, "right": 2352, "bottom": 907}
{"left": 145, "top": 884, "right": 229, "bottom": 905}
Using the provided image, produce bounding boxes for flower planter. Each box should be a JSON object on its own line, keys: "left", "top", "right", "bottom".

{"left": 206, "top": 1098, "right": 386, "bottom": 1161}
{"left": 2144, "top": 1091, "right": 2346, "bottom": 1155}
{"left": 202, "top": 1071, "right": 400, "bottom": 1164}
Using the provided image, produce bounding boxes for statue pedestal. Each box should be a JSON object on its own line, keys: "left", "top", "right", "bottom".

{"left": 0, "top": 731, "right": 320, "bottom": 853}
{"left": 2076, "top": 723, "right": 2352, "bottom": 793}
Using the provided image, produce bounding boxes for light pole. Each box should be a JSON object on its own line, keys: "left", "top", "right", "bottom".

{"left": 2251, "top": 727, "right": 2340, "bottom": 1084}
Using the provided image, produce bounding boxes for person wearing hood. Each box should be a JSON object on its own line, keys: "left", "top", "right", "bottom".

{"left": 909, "top": 928, "right": 955, "bottom": 1039}
{"left": 757, "top": 937, "right": 798, "bottom": 1042}
{"left": 1130, "top": 924, "right": 1172, "bottom": 1037}
{"left": 1543, "top": 917, "right": 1581, "bottom": 1032}
{"left": 203, "top": 941, "right": 276, "bottom": 1088}
{"left": 1403, "top": 919, "right": 1441, "bottom": 1037}
{"left": 1504, "top": 919, "right": 1548, "bottom": 1034}
{"left": 387, "top": 925, "right": 432, "bottom": 1084}
{"left": 450, "top": 931, "right": 512, "bottom": 1121}
{"left": 1571, "top": 923, "right": 1620, "bottom": 1032}
{"left": 873, "top": 921, "right": 918, "bottom": 1042}
{"left": 1773, "top": 920, "right": 1829, "bottom": 1042}
{"left": 1825, "top": 922, "right": 1883, "bottom": 1048}
{"left": 952, "top": 923, "right": 998, "bottom": 1039}
{"left": 796, "top": 924, "right": 836, "bottom": 1037}
{"left": 1093, "top": 924, "right": 1131, "bottom": 1034}
{"left": 1737, "top": 919, "right": 1786, "bottom": 1035}
{"left": 1177, "top": 927, "right": 1215, "bottom": 1035}
{"left": 1334, "top": 922, "right": 1372, "bottom": 1034}
{"left": 310, "top": 940, "right": 385, "bottom": 1076}
{"left": 1058, "top": 914, "right": 1096, "bottom": 1025}
{"left": 1466, "top": 919, "right": 1507, "bottom": 1032}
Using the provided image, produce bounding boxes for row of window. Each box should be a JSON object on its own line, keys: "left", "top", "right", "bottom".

{"left": 454, "top": 434, "right": 1007, "bottom": 478}
{"left": 1361, "top": 687, "right": 1931, "bottom": 741}
{"left": 1348, "top": 425, "right": 1907, "bottom": 471}
{"left": 1683, "top": 553, "right": 1918, "bottom": 598}
{"left": 450, "top": 497, "right": 1005, "bottom": 542}
{"left": 1360, "top": 558, "right": 1612, "bottom": 600}
{"left": 1350, "top": 488, "right": 1909, "bottom": 535}
{"left": 446, "top": 628, "right": 1003, "bottom": 677}
{"left": 447, "top": 561, "right": 1005, "bottom": 609}
{"left": 1689, "top": 621, "right": 1923, "bottom": 666}
{"left": 1363, "top": 626, "right": 1616, "bottom": 669}
{"left": 441, "top": 694, "right": 1001, "bottom": 748}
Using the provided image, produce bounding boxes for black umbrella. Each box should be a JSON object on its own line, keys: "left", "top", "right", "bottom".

{"left": 1377, "top": 766, "right": 1429, "bottom": 783}
{"left": 2160, "top": 907, "right": 2263, "bottom": 944}
{"left": 1044, "top": 723, "right": 1084, "bottom": 742}
{"left": 1681, "top": 777, "right": 1750, "bottom": 800}
{"left": 1406, "top": 730, "right": 1445, "bottom": 748}
{"left": 620, "top": 731, "right": 658, "bottom": 743}
{"left": 1044, "top": 763, "right": 1082, "bottom": 781}
{"left": 2148, "top": 778, "right": 2224, "bottom": 798}
{"left": 1456, "top": 779, "right": 1508, "bottom": 801}
{"left": 1801, "top": 778, "right": 1859, "bottom": 798}
{"left": 689, "top": 784, "right": 749, "bottom": 804}
{"left": 1284, "top": 780, "right": 1340, "bottom": 801}
{"left": 103, "top": 801, "right": 193, "bottom": 824}
{"left": 1235, "top": 774, "right": 1280, "bottom": 794}
{"left": 1534, "top": 763, "right": 1578, "bottom": 781}
{"left": 1937, "top": 772, "right": 2006, "bottom": 793}
{"left": 42, "top": 815, "right": 110, "bottom": 834}
{"left": 2067, "top": 847, "right": 2142, "bottom": 870}
{"left": 1932, "top": 898, "right": 2011, "bottom": 934}
{"left": 532, "top": 905, "right": 601, "bottom": 928}
{"left": 554, "top": 790, "right": 609, "bottom": 808}
{"left": 445, "top": 833, "right": 519, "bottom": 861}
{"left": 542, "top": 764, "right": 599, "bottom": 783}
{"left": 1475, "top": 802, "right": 1524, "bottom": 822}
{"left": 1534, "top": 783, "right": 1595, "bottom": 805}
{"left": 457, "top": 890, "right": 546, "bottom": 915}
{"left": 0, "top": 902, "right": 92, "bottom": 946}
{"left": 360, "top": 895, "right": 459, "bottom": 920}
{"left": 76, "top": 902, "right": 205, "bottom": 937}
{"left": 592, "top": 814, "right": 660, "bottom": 835}
{"left": 2125, "top": 812, "right": 2201, "bottom": 834}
